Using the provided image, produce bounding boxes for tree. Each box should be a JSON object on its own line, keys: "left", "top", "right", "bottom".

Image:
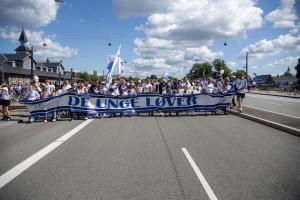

{"left": 295, "top": 59, "right": 300, "bottom": 85}
{"left": 265, "top": 75, "right": 275, "bottom": 84}
{"left": 187, "top": 62, "right": 213, "bottom": 79}
{"left": 149, "top": 74, "right": 158, "bottom": 80}
{"left": 76, "top": 71, "right": 91, "bottom": 82}
{"left": 232, "top": 70, "right": 245, "bottom": 78}
{"left": 90, "top": 70, "right": 99, "bottom": 81}
{"left": 212, "top": 59, "right": 231, "bottom": 77}
{"left": 283, "top": 66, "right": 293, "bottom": 77}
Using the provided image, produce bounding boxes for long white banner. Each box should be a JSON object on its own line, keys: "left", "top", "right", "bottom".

{"left": 20, "top": 93, "right": 235, "bottom": 115}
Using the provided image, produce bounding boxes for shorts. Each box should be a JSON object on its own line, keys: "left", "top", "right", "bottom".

{"left": 0, "top": 99, "right": 10, "bottom": 106}
{"left": 236, "top": 93, "right": 245, "bottom": 99}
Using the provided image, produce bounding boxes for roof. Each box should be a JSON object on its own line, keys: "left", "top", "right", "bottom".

{"left": 3, "top": 53, "right": 30, "bottom": 61}
{"left": 19, "top": 28, "right": 28, "bottom": 43}
{"left": 35, "top": 63, "right": 47, "bottom": 68}
{"left": 15, "top": 45, "right": 30, "bottom": 52}
{"left": 0, "top": 54, "right": 8, "bottom": 62}
{"left": 0, "top": 63, "right": 72, "bottom": 79}
{"left": 42, "top": 62, "right": 64, "bottom": 70}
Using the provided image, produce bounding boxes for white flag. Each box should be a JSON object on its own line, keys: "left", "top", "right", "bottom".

{"left": 106, "top": 44, "right": 121, "bottom": 85}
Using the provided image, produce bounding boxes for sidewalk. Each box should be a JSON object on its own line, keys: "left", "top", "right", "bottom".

{"left": 248, "top": 90, "right": 300, "bottom": 98}
{"left": 229, "top": 107, "right": 300, "bottom": 137}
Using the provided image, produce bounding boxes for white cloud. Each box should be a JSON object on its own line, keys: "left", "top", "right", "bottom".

{"left": 0, "top": 27, "right": 78, "bottom": 60}
{"left": 268, "top": 56, "right": 299, "bottom": 67}
{"left": 265, "top": 0, "right": 298, "bottom": 28}
{"left": 138, "top": 0, "right": 263, "bottom": 41}
{"left": 0, "top": 0, "right": 59, "bottom": 28}
{"left": 240, "top": 34, "right": 300, "bottom": 59}
{"left": 227, "top": 61, "right": 239, "bottom": 69}
{"left": 112, "top": 0, "right": 171, "bottom": 19}
{"left": 114, "top": 0, "right": 263, "bottom": 76}
{"left": 131, "top": 58, "right": 177, "bottom": 77}
{"left": 184, "top": 46, "right": 223, "bottom": 62}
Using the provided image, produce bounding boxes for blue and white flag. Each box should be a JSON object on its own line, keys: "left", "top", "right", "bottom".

{"left": 106, "top": 44, "right": 122, "bottom": 85}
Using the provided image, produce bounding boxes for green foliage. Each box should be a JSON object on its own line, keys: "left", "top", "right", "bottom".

{"left": 75, "top": 70, "right": 104, "bottom": 82}
{"left": 232, "top": 70, "right": 245, "bottom": 78}
{"left": 265, "top": 75, "right": 275, "bottom": 84}
{"left": 148, "top": 74, "right": 158, "bottom": 80}
{"left": 187, "top": 59, "right": 232, "bottom": 79}
{"left": 124, "top": 76, "right": 140, "bottom": 81}
{"left": 283, "top": 66, "right": 293, "bottom": 77}
{"left": 187, "top": 62, "right": 213, "bottom": 79}
{"left": 212, "top": 59, "right": 231, "bottom": 77}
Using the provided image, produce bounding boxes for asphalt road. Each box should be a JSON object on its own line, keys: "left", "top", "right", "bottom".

{"left": 245, "top": 93, "right": 300, "bottom": 118}
{"left": 0, "top": 114, "right": 299, "bottom": 200}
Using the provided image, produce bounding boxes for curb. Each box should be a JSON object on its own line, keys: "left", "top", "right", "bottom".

{"left": 248, "top": 92, "right": 300, "bottom": 99}
{"left": 228, "top": 109, "right": 300, "bottom": 137}
{"left": 9, "top": 105, "right": 27, "bottom": 110}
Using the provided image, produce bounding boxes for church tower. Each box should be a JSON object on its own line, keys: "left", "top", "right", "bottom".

{"left": 15, "top": 28, "right": 31, "bottom": 54}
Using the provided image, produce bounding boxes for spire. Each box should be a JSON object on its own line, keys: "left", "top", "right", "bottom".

{"left": 15, "top": 27, "right": 30, "bottom": 54}
{"left": 19, "top": 28, "right": 28, "bottom": 45}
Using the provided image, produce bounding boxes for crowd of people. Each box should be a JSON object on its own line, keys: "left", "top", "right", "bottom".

{"left": 0, "top": 75, "right": 247, "bottom": 122}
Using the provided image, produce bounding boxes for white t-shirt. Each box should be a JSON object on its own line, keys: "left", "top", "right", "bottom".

{"left": 49, "top": 84, "right": 55, "bottom": 92}
{"left": 142, "top": 83, "right": 152, "bottom": 93}
{"left": 77, "top": 87, "right": 86, "bottom": 94}
{"left": 205, "top": 83, "right": 214, "bottom": 94}
{"left": 1, "top": 87, "right": 10, "bottom": 100}
{"left": 62, "top": 84, "right": 71, "bottom": 93}
{"left": 26, "top": 90, "right": 40, "bottom": 101}
{"left": 216, "top": 80, "right": 224, "bottom": 92}
{"left": 236, "top": 78, "right": 247, "bottom": 93}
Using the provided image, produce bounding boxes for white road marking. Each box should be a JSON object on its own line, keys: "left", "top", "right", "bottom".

{"left": 247, "top": 94, "right": 300, "bottom": 103}
{"left": 0, "top": 119, "right": 93, "bottom": 189}
{"left": 244, "top": 106, "right": 300, "bottom": 119}
{"left": 182, "top": 148, "right": 218, "bottom": 200}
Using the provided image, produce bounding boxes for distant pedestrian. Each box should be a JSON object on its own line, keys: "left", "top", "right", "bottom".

{"left": 235, "top": 75, "right": 247, "bottom": 112}
{"left": 0, "top": 82, "right": 11, "bottom": 121}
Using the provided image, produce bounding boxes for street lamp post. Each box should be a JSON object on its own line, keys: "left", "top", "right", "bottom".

{"left": 58, "top": 71, "right": 61, "bottom": 87}
{"left": 245, "top": 52, "right": 248, "bottom": 80}
{"left": 30, "top": 46, "right": 34, "bottom": 80}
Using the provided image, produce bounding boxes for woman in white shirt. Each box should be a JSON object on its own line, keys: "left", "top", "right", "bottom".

{"left": 204, "top": 78, "right": 214, "bottom": 94}
{"left": 25, "top": 85, "right": 40, "bottom": 101}
{"left": 0, "top": 83, "right": 11, "bottom": 121}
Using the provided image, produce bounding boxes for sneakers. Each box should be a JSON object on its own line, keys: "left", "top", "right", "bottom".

{"left": 51, "top": 118, "right": 56, "bottom": 122}
{"left": 29, "top": 117, "right": 34, "bottom": 123}
{"left": 1, "top": 116, "right": 11, "bottom": 121}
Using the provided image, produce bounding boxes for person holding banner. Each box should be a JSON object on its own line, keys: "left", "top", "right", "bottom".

{"left": 204, "top": 78, "right": 214, "bottom": 94}
{"left": 0, "top": 82, "right": 11, "bottom": 121}
{"left": 25, "top": 84, "right": 40, "bottom": 123}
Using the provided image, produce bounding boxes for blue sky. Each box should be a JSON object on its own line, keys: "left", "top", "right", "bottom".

{"left": 0, "top": 0, "right": 299, "bottom": 77}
